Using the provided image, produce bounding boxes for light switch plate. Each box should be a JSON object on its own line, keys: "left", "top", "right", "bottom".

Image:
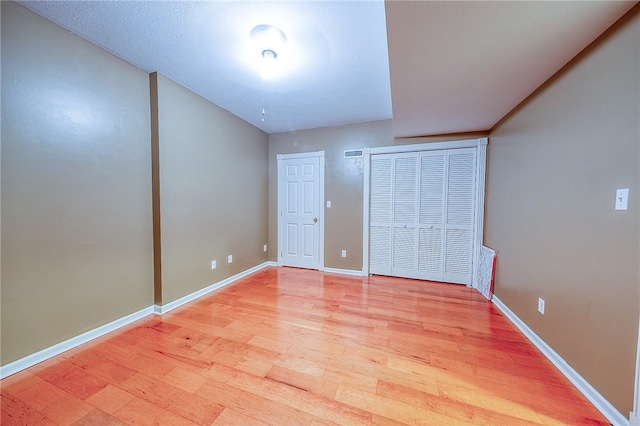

{"left": 615, "top": 188, "right": 629, "bottom": 210}
{"left": 227, "top": 254, "right": 233, "bottom": 263}
{"left": 327, "top": 201, "right": 331, "bottom": 208}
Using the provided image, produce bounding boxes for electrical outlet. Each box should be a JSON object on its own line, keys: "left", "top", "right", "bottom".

{"left": 538, "top": 298, "right": 545, "bottom": 315}
{"left": 211, "top": 260, "right": 216, "bottom": 270}
{"left": 341, "top": 250, "right": 347, "bottom": 258}
{"left": 263, "top": 244, "right": 267, "bottom": 252}
{"left": 227, "top": 254, "right": 233, "bottom": 263}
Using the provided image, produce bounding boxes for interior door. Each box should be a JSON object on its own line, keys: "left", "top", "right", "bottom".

{"left": 278, "top": 155, "right": 321, "bottom": 269}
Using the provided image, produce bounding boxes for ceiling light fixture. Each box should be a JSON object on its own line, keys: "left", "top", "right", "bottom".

{"left": 251, "top": 24, "right": 287, "bottom": 123}
{"left": 250, "top": 24, "right": 287, "bottom": 59}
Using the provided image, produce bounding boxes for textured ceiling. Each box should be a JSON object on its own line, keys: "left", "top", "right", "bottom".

{"left": 18, "top": 1, "right": 637, "bottom": 137}
{"left": 19, "top": 0, "right": 392, "bottom": 134}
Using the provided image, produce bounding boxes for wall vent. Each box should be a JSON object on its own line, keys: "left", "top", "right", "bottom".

{"left": 344, "top": 149, "right": 363, "bottom": 158}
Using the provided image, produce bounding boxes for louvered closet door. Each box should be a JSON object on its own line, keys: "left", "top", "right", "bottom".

{"left": 369, "top": 155, "right": 393, "bottom": 276}
{"left": 417, "top": 152, "right": 446, "bottom": 281}
{"left": 443, "top": 149, "right": 476, "bottom": 284}
{"left": 392, "top": 154, "right": 419, "bottom": 277}
{"left": 369, "top": 147, "right": 477, "bottom": 285}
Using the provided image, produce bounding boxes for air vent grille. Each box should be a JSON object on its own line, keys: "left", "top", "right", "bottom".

{"left": 344, "top": 149, "right": 363, "bottom": 158}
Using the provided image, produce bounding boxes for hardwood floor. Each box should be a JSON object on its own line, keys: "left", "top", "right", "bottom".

{"left": 1, "top": 267, "right": 610, "bottom": 425}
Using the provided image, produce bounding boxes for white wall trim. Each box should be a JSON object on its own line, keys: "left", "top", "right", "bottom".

{"left": 0, "top": 306, "right": 155, "bottom": 379}
{"left": 321, "top": 267, "right": 364, "bottom": 277}
{"left": 492, "top": 296, "right": 628, "bottom": 426}
{"left": 471, "top": 138, "right": 488, "bottom": 290}
{"left": 368, "top": 138, "right": 482, "bottom": 156}
{"left": 276, "top": 151, "right": 324, "bottom": 160}
{"left": 362, "top": 147, "right": 371, "bottom": 276}
{"left": 631, "top": 317, "right": 640, "bottom": 426}
{"left": 154, "top": 261, "right": 272, "bottom": 314}
{"left": 1, "top": 262, "right": 274, "bottom": 379}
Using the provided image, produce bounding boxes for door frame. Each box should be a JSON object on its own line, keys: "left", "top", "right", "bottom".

{"left": 362, "top": 138, "right": 487, "bottom": 288}
{"left": 276, "top": 151, "right": 325, "bottom": 270}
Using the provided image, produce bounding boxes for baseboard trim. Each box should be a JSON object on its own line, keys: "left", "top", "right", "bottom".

{"left": 154, "top": 261, "right": 272, "bottom": 314}
{"left": 1, "top": 262, "right": 274, "bottom": 379}
{"left": 0, "top": 306, "right": 154, "bottom": 379}
{"left": 321, "top": 267, "right": 364, "bottom": 276}
{"left": 492, "top": 296, "right": 628, "bottom": 426}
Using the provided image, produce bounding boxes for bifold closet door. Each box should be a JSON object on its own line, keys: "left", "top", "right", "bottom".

{"left": 442, "top": 149, "right": 476, "bottom": 284}
{"left": 369, "top": 148, "right": 476, "bottom": 285}
{"left": 369, "top": 154, "right": 394, "bottom": 276}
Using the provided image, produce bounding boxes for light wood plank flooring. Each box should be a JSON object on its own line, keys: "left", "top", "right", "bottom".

{"left": 1, "top": 267, "right": 610, "bottom": 425}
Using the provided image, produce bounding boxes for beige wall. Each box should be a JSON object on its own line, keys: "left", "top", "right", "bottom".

{"left": 268, "top": 120, "right": 486, "bottom": 270}
{"left": 1, "top": 2, "right": 154, "bottom": 364}
{"left": 154, "top": 73, "right": 269, "bottom": 305}
{"left": 485, "top": 7, "right": 639, "bottom": 415}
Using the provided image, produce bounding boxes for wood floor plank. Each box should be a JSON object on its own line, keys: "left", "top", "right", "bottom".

{"left": 0, "top": 392, "right": 57, "bottom": 426}
{"left": 0, "top": 267, "right": 610, "bottom": 425}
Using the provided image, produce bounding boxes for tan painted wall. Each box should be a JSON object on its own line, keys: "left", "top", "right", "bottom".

{"left": 155, "top": 74, "right": 269, "bottom": 305}
{"left": 268, "top": 120, "right": 487, "bottom": 270}
{"left": 1, "top": 2, "right": 154, "bottom": 364}
{"left": 485, "top": 7, "right": 640, "bottom": 415}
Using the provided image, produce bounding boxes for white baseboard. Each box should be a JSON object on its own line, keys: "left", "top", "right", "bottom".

{"left": 321, "top": 267, "right": 364, "bottom": 276}
{"left": 0, "top": 306, "right": 154, "bottom": 379}
{"left": 1, "top": 261, "right": 274, "bottom": 379}
{"left": 492, "top": 296, "right": 628, "bottom": 426}
{"left": 154, "top": 261, "right": 272, "bottom": 314}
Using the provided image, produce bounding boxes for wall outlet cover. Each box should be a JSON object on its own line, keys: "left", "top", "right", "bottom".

{"left": 538, "top": 298, "right": 545, "bottom": 315}
{"left": 227, "top": 255, "right": 233, "bottom": 263}
{"left": 211, "top": 260, "right": 217, "bottom": 270}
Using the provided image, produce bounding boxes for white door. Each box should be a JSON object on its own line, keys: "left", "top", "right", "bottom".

{"left": 369, "top": 148, "right": 477, "bottom": 285}
{"left": 277, "top": 153, "right": 323, "bottom": 269}
{"left": 442, "top": 149, "right": 476, "bottom": 284}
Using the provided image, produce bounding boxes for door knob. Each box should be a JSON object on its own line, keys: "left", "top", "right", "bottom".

{"left": 314, "top": 217, "right": 318, "bottom": 223}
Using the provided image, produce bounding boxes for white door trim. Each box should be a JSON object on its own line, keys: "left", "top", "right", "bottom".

{"left": 632, "top": 317, "right": 640, "bottom": 425}
{"left": 277, "top": 151, "right": 325, "bottom": 270}
{"left": 362, "top": 137, "right": 487, "bottom": 288}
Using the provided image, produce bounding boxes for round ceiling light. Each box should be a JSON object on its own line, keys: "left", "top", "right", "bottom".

{"left": 250, "top": 24, "right": 287, "bottom": 59}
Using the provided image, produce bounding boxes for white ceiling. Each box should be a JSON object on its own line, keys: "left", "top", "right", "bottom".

{"left": 18, "top": 1, "right": 637, "bottom": 137}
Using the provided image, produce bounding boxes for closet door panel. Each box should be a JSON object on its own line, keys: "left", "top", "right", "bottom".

{"left": 370, "top": 226, "right": 391, "bottom": 273}
{"left": 393, "top": 226, "right": 416, "bottom": 273}
{"left": 392, "top": 155, "right": 418, "bottom": 276}
{"left": 393, "top": 155, "right": 417, "bottom": 224}
{"left": 444, "top": 228, "right": 473, "bottom": 283}
{"left": 369, "top": 155, "right": 393, "bottom": 275}
{"left": 418, "top": 228, "right": 443, "bottom": 277}
{"left": 443, "top": 149, "right": 476, "bottom": 284}
{"left": 417, "top": 152, "right": 446, "bottom": 279}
